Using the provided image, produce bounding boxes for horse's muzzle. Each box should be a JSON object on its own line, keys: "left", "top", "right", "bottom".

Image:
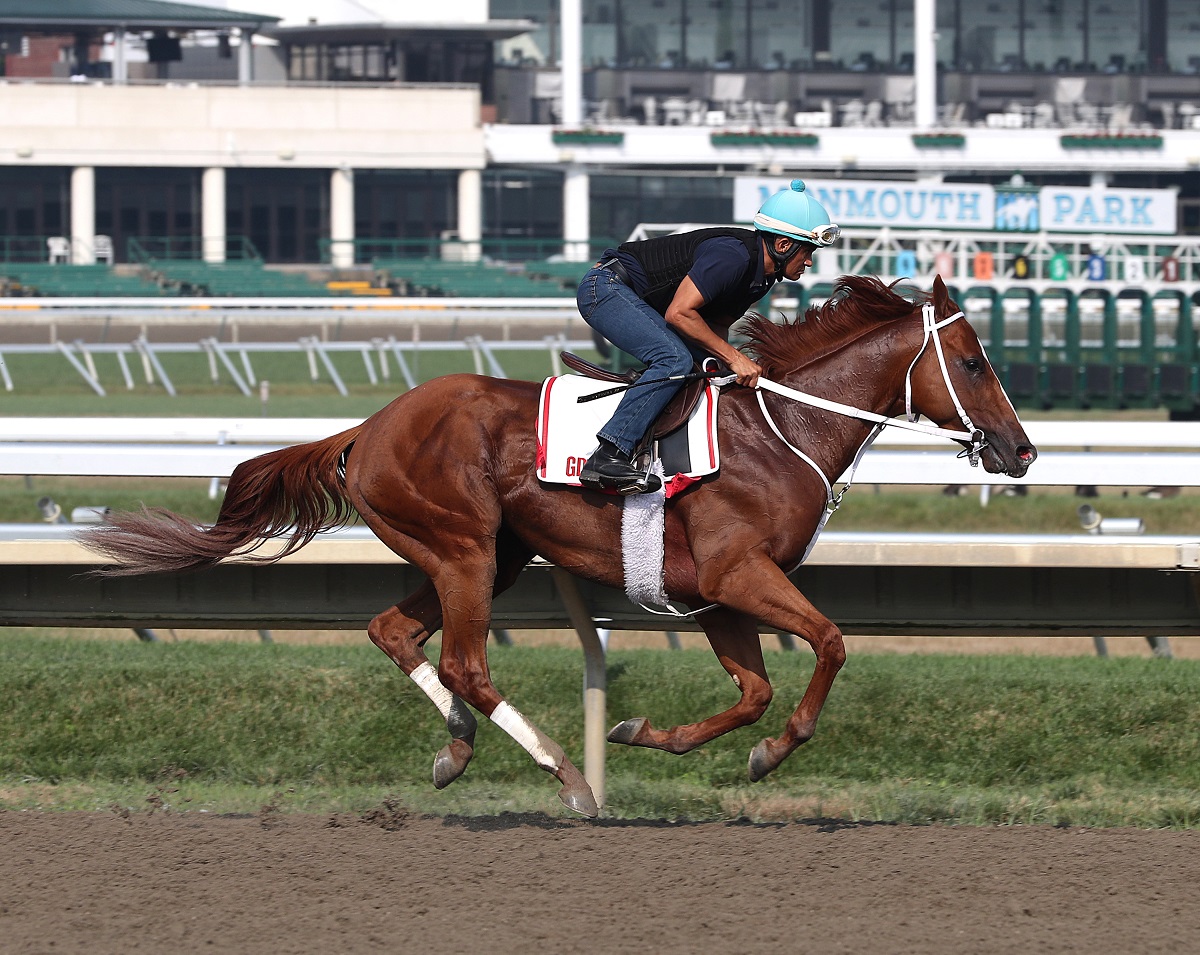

{"left": 985, "top": 440, "right": 1037, "bottom": 478}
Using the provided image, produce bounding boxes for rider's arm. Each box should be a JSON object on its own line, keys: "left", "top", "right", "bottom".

{"left": 664, "top": 277, "right": 761, "bottom": 387}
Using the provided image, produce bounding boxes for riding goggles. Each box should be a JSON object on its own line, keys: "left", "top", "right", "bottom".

{"left": 754, "top": 213, "right": 842, "bottom": 247}
{"left": 804, "top": 223, "right": 842, "bottom": 246}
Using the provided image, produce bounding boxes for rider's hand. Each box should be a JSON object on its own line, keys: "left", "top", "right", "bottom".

{"left": 727, "top": 351, "right": 762, "bottom": 388}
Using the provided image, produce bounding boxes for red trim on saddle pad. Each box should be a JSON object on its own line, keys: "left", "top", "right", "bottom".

{"left": 538, "top": 375, "right": 557, "bottom": 478}
{"left": 704, "top": 387, "right": 718, "bottom": 467}
{"left": 665, "top": 472, "right": 700, "bottom": 498}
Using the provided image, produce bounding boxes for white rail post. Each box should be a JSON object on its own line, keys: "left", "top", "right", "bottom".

{"left": 550, "top": 566, "right": 607, "bottom": 811}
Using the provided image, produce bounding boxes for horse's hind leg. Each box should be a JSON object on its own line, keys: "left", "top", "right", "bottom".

{"left": 433, "top": 548, "right": 599, "bottom": 818}
{"left": 608, "top": 608, "right": 773, "bottom": 753}
{"left": 369, "top": 534, "right": 533, "bottom": 790}
{"left": 367, "top": 582, "right": 479, "bottom": 789}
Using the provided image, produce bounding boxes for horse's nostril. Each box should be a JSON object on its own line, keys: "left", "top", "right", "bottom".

{"left": 1017, "top": 446, "right": 1036, "bottom": 463}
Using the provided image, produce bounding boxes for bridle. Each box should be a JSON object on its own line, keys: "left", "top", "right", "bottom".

{"left": 753, "top": 301, "right": 992, "bottom": 524}
{"left": 903, "top": 302, "right": 989, "bottom": 465}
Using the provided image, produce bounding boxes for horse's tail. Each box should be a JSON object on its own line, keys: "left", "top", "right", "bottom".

{"left": 80, "top": 425, "right": 364, "bottom": 577}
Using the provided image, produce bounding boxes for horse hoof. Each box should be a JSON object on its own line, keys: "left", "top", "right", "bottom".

{"left": 747, "top": 739, "right": 779, "bottom": 783}
{"left": 557, "top": 783, "right": 599, "bottom": 818}
{"left": 607, "top": 717, "right": 648, "bottom": 745}
{"left": 433, "top": 739, "right": 474, "bottom": 790}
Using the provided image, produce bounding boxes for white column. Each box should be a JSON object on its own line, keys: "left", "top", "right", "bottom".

{"left": 238, "top": 28, "right": 255, "bottom": 85}
{"left": 457, "top": 168, "right": 482, "bottom": 263}
{"left": 201, "top": 166, "right": 226, "bottom": 264}
{"left": 560, "top": 0, "right": 583, "bottom": 127}
{"left": 563, "top": 164, "right": 590, "bottom": 262}
{"left": 330, "top": 166, "right": 355, "bottom": 268}
{"left": 112, "top": 28, "right": 127, "bottom": 84}
{"left": 914, "top": 0, "right": 938, "bottom": 129}
{"left": 70, "top": 166, "right": 95, "bottom": 265}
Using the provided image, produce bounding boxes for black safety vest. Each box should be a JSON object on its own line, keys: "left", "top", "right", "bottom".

{"left": 617, "top": 227, "right": 765, "bottom": 321}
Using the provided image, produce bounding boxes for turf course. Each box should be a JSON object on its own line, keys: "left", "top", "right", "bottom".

{"left": 1, "top": 636, "right": 1197, "bottom": 827}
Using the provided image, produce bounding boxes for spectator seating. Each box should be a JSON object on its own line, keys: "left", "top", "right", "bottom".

{"left": 149, "top": 260, "right": 337, "bottom": 297}
{"left": 0, "top": 263, "right": 165, "bottom": 297}
{"left": 374, "top": 258, "right": 583, "bottom": 297}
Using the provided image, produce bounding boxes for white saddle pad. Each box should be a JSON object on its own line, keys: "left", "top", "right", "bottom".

{"left": 535, "top": 373, "right": 722, "bottom": 497}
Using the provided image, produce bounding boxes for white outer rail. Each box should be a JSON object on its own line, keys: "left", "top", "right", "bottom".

{"left": 3, "top": 417, "right": 1197, "bottom": 448}
{"left": 3, "top": 419, "right": 1199, "bottom": 487}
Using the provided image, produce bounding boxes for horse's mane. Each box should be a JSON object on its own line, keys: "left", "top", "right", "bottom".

{"left": 742, "top": 274, "right": 928, "bottom": 377}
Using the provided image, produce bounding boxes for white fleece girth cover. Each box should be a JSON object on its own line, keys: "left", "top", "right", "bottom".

{"left": 620, "top": 460, "right": 669, "bottom": 606}
{"left": 535, "top": 373, "right": 721, "bottom": 497}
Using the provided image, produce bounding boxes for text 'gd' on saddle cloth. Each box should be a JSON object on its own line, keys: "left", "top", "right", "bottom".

{"left": 535, "top": 373, "right": 722, "bottom": 497}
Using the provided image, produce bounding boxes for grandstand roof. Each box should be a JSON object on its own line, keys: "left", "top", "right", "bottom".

{"left": 264, "top": 20, "right": 534, "bottom": 45}
{"left": 0, "top": 0, "right": 278, "bottom": 30}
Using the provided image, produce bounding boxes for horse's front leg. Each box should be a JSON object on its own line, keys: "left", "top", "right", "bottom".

{"left": 701, "top": 558, "right": 846, "bottom": 782}
{"left": 608, "top": 608, "right": 773, "bottom": 754}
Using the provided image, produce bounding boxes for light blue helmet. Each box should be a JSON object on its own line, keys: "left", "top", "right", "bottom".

{"left": 753, "top": 179, "right": 840, "bottom": 247}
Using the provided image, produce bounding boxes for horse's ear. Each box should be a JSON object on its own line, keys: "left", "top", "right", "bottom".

{"left": 932, "top": 274, "right": 949, "bottom": 308}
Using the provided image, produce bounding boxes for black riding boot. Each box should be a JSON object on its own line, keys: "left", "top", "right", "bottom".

{"left": 579, "top": 440, "right": 662, "bottom": 495}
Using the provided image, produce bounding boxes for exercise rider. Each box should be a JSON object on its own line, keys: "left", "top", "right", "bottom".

{"left": 576, "top": 178, "right": 841, "bottom": 494}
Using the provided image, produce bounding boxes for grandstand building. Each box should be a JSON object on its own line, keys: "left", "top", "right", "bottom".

{"left": 0, "top": 0, "right": 1199, "bottom": 266}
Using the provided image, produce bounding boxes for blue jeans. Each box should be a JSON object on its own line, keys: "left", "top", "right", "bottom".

{"left": 576, "top": 265, "right": 701, "bottom": 456}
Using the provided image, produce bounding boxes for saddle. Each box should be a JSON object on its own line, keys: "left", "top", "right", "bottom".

{"left": 560, "top": 351, "right": 720, "bottom": 441}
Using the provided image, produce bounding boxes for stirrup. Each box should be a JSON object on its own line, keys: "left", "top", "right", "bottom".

{"left": 579, "top": 465, "right": 662, "bottom": 496}
{"left": 581, "top": 473, "right": 662, "bottom": 495}
{"left": 579, "top": 448, "right": 662, "bottom": 496}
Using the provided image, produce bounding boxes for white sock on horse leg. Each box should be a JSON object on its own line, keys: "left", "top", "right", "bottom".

{"left": 410, "top": 660, "right": 456, "bottom": 719}
{"left": 489, "top": 700, "right": 564, "bottom": 772}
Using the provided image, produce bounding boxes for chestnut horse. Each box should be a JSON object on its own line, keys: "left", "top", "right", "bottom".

{"left": 82, "top": 274, "right": 1036, "bottom": 817}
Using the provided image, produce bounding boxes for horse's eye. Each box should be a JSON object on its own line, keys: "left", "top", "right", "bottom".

{"left": 963, "top": 358, "right": 983, "bottom": 374}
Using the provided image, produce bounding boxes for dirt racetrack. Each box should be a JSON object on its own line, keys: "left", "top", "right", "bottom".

{"left": 2, "top": 810, "right": 1197, "bottom": 955}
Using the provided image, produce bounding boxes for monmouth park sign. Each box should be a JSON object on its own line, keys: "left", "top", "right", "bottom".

{"left": 734, "top": 177, "right": 1177, "bottom": 234}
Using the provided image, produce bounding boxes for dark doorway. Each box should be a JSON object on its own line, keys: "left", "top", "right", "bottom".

{"left": 95, "top": 168, "right": 199, "bottom": 263}
{"left": 0, "top": 167, "right": 69, "bottom": 260}
{"left": 226, "top": 168, "right": 329, "bottom": 263}
{"left": 354, "top": 169, "right": 458, "bottom": 261}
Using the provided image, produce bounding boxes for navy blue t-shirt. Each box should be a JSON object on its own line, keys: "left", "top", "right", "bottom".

{"left": 603, "top": 236, "right": 774, "bottom": 308}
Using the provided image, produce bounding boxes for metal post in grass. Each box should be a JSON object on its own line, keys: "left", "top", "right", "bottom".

{"left": 133, "top": 337, "right": 176, "bottom": 397}
{"left": 386, "top": 338, "right": 417, "bottom": 391}
{"left": 115, "top": 349, "right": 134, "bottom": 390}
{"left": 550, "top": 566, "right": 607, "bottom": 811}
{"left": 55, "top": 340, "right": 105, "bottom": 397}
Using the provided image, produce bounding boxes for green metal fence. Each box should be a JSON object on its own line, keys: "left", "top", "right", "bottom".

{"left": 127, "top": 236, "right": 263, "bottom": 264}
